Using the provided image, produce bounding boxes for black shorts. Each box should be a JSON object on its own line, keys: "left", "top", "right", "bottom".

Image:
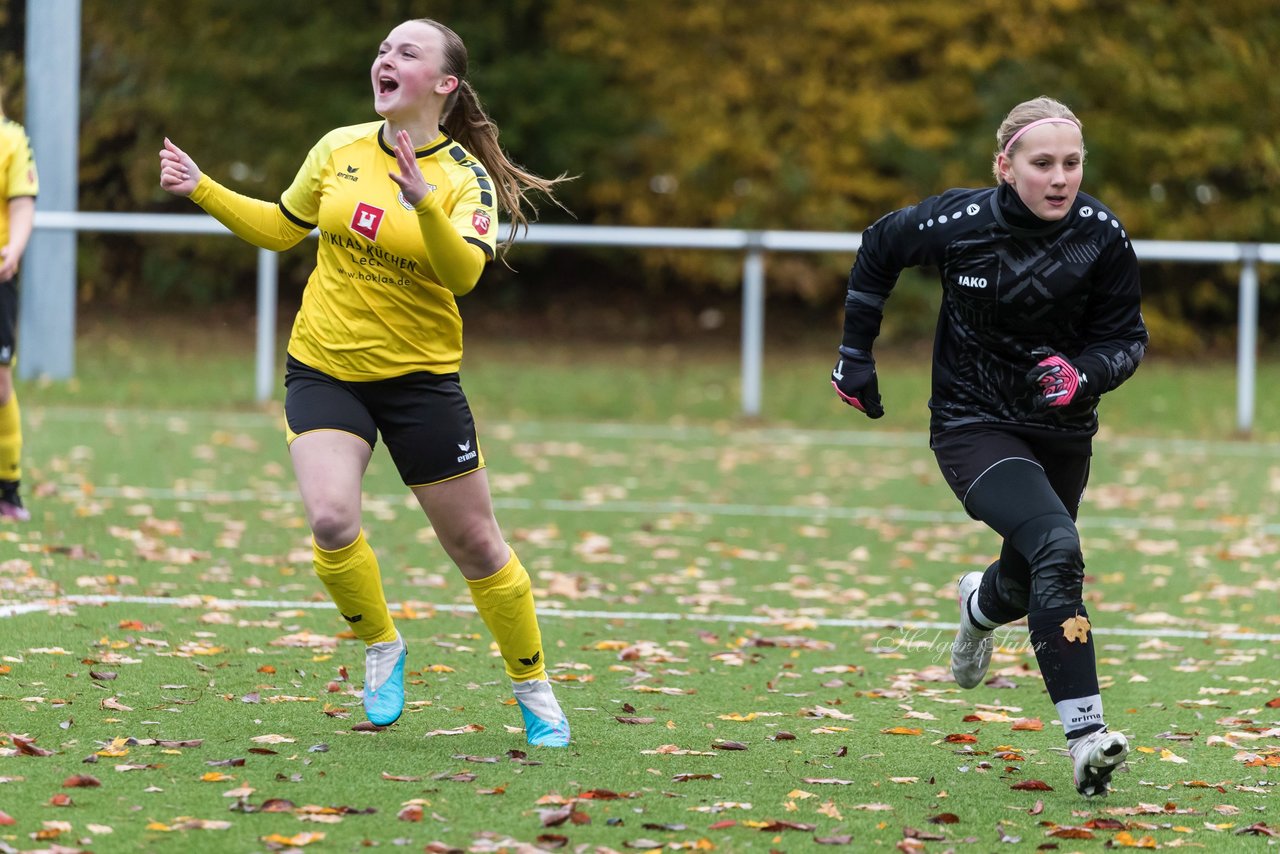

{"left": 0, "top": 280, "right": 16, "bottom": 365}
{"left": 283, "top": 355, "right": 483, "bottom": 487}
{"left": 930, "top": 423, "right": 1092, "bottom": 517}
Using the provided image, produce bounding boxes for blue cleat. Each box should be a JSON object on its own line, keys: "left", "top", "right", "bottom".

{"left": 363, "top": 633, "right": 406, "bottom": 726}
{"left": 512, "top": 678, "right": 570, "bottom": 747}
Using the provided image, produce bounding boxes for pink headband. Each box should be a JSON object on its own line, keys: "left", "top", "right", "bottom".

{"left": 1001, "top": 117, "right": 1079, "bottom": 156}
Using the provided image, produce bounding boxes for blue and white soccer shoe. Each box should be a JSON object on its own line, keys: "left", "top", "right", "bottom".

{"left": 512, "top": 678, "right": 570, "bottom": 747}
{"left": 363, "top": 633, "right": 407, "bottom": 726}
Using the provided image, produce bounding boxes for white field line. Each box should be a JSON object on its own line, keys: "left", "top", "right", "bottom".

{"left": 44, "top": 484, "right": 1280, "bottom": 536}
{"left": 2, "top": 593, "right": 1278, "bottom": 643}
{"left": 28, "top": 406, "right": 1280, "bottom": 457}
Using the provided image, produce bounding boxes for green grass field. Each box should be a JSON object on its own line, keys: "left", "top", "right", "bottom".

{"left": 2, "top": 318, "right": 1278, "bottom": 852}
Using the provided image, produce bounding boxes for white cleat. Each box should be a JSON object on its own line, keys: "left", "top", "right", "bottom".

{"left": 1069, "top": 727, "right": 1129, "bottom": 796}
{"left": 951, "top": 571, "right": 994, "bottom": 689}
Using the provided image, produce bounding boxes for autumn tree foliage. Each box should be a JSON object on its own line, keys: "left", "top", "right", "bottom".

{"left": 0, "top": 0, "right": 1275, "bottom": 341}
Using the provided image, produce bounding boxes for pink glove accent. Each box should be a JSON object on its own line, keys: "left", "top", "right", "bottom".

{"left": 1034, "top": 354, "right": 1081, "bottom": 406}
{"left": 831, "top": 380, "right": 868, "bottom": 412}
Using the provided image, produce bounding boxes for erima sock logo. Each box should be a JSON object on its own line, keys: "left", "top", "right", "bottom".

{"left": 1069, "top": 702, "right": 1101, "bottom": 724}
{"left": 518, "top": 651, "right": 541, "bottom": 667}
{"left": 341, "top": 612, "right": 363, "bottom": 623}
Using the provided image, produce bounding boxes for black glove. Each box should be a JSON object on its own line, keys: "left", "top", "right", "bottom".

{"left": 1026, "top": 347, "right": 1088, "bottom": 410}
{"left": 831, "top": 346, "right": 884, "bottom": 419}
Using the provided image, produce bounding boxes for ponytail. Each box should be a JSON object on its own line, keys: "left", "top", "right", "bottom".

{"left": 442, "top": 79, "right": 571, "bottom": 256}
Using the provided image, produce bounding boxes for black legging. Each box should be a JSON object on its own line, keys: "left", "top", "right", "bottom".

{"left": 965, "top": 453, "right": 1090, "bottom": 621}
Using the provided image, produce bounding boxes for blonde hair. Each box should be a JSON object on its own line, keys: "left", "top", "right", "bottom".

{"left": 414, "top": 19, "right": 570, "bottom": 256}
{"left": 992, "top": 96, "right": 1085, "bottom": 184}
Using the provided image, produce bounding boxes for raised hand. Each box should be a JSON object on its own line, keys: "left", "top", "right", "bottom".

{"left": 158, "top": 137, "right": 202, "bottom": 197}
{"left": 388, "top": 129, "right": 432, "bottom": 207}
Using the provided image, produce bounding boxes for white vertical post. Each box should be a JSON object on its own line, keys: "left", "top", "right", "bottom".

{"left": 255, "top": 249, "right": 278, "bottom": 403}
{"left": 18, "top": 0, "right": 81, "bottom": 380}
{"left": 1236, "top": 246, "right": 1258, "bottom": 436}
{"left": 741, "top": 241, "right": 765, "bottom": 418}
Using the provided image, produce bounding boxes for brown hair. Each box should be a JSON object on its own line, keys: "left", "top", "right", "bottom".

{"left": 992, "top": 96, "right": 1085, "bottom": 184}
{"left": 415, "top": 18, "right": 570, "bottom": 256}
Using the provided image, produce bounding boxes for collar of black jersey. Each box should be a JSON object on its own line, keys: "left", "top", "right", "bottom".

{"left": 989, "top": 182, "right": 1074, "bottom": 238}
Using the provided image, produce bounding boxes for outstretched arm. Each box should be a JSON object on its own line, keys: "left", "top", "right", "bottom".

{"left": 159, "top": 137, "right": 310, "bottom": 252}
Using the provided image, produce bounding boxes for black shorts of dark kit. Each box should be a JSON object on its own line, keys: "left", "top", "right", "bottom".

{"left": 0, "top": 280, "right": 17, "bottom": 365}
{"left": 931, "top": 423, "right": 1093, "bottom": 613}
{"left": 283, "top": 354, "right": 482, "bottom": 488}
{"left": 931, "top": 423, "right": 1092, "bottom": 519}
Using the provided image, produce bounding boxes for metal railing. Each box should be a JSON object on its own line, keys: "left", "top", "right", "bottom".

{"left": 28, "top": 211, "right": 1277, "bottom": 432}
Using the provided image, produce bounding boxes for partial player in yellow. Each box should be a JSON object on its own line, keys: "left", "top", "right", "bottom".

{"left": 158, "top": 18, "right": 571, "bottom": 746}
{"left": 0, "top": 84, "right": 38, "bottom": 522}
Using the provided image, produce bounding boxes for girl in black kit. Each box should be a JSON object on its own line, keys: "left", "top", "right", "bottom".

{"left": 832, "top": 96, "right": 1147, "bottom": 797}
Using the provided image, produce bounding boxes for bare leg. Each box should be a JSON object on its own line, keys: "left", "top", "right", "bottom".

{"left": 289, "top": 430, "right": 371, "bottom": 549}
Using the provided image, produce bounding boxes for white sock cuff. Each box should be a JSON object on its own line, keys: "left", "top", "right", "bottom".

{"left": 512, "top": 678, "right": 564, "bottom": 722}
{"left": 1058, "top": 693, "right": 1104, "bottom": 736}
{"left": 967, "top": 591, "right": 997, "bottom": 632}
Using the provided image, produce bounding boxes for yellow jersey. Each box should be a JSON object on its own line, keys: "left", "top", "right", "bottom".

{"left": 279, "top": 122, "right": 497, "bottom": 380}
{"left": 0, "top": 118, "right": 38, "bottom": 249}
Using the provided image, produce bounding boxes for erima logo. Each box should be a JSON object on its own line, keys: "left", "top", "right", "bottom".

{"left": 338, "top": 165, "right": 360, "bottom": 182}
{"left": 957, "top": 276, "right": 987, "bottom": 289}
{"left": 1069, "top": 703, "right": 1101, "bottom": 723}
{"left": 341, "top": 612, "right": 363, "bottom": 623}
{"left": 518, "top": 651, "right": 541, "bottom": 667}
{"left": 456, "top": 440, "right": 477, "bottom": 463}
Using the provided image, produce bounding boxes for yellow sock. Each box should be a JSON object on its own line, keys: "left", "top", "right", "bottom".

{"left": 0, "top": 391, "right": 21, "bottom": 482}
{"left": 467, "top": 548, "right": 546, "bottom": 681}
{"left": 313, "top": 530, "right": 397, "bottom": 645}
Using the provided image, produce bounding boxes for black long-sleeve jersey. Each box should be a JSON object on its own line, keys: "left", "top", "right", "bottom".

{"left": 841, "top": 183, "right": 1148, "bottom": 437}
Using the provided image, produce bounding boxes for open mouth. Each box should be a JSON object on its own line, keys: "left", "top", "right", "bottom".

{"left": 378, "top": 77, "right": 399, "bottom": 95}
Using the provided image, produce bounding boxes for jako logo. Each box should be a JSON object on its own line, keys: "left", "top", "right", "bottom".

{"left": 957, "top": 276, "right": 987, "bottom": 289}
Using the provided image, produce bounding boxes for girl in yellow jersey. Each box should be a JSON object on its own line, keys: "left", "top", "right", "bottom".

{"left": 159, "top": 19, "right": 570, "bottom": 746}
{"left": 0, "top": 85, "right": 38, "bottom": 522}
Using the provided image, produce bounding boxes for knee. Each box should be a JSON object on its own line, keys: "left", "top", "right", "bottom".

{"left": 1022, "top": 519, "right": 1085, "bottom": 608}
{"left": 309, "top": 506, "right": 360, "bottom": 551}
{"left": 439, "top": 517, "right": 506, "bottom": 573}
